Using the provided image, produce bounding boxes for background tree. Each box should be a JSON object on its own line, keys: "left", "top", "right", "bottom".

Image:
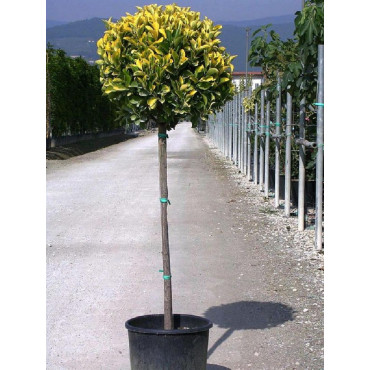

{"left": 246, "top": 0, "right": 323, "bottom": 180}
{"left": 96, "top": 3, "right": 235, "bottom": 329}
{"left": 47, "top": 44, "right": 117, "bottom": 137}
{"left": 248, "top": 0, "right": 324, "bottom": 103}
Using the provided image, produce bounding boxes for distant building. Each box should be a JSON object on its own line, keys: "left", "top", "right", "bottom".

{"left": 232, "top": 71, "right": 263, "bottom": 91}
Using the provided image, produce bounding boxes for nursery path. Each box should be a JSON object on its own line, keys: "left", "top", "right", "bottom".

{"left": 47, "top": 122, "right": 323, "bottom": 369}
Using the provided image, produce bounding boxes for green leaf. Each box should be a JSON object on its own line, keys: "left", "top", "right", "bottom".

{"left": 195, "top": 65, "right": 204, "bottom": 77}
{"left": 206, "top": 68, "right": 219, "bottom": 76}
{"left": 198, "top": 82, "right": 212, "bottom": 90}
{"left": 202, "top": 94, "right": 208, "bottom": 105}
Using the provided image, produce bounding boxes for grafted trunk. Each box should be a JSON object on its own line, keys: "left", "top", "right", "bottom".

{"left": 158, "top": 123, "right": 174, "bottom": 330}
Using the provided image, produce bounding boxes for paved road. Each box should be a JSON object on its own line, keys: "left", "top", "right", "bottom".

{"left": 47, "top": 122, "right": 323, "bottom": 369}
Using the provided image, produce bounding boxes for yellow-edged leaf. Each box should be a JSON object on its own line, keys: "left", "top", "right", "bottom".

{"left": 186, "top": 90, "right": 197, "bottom": 97}
{"left": 179, "top": 49, "right": 188, "bottom": 65}
{"left": 147, "top": 97, "right": 157, "bottom": 109}
{"left": 200, "top": 76, "right": 215, "bottom": 82}
{"left": 136, "top": 60, "right": 143, "bottom": 70}
{"left": 195, "top": 65, "right": 204, "bottom": 76}
{"left": 161, "top": 85, "right": 171, "bottom": 94}
{"left": 152, "top": 21, "right": 159, "bottom": 39}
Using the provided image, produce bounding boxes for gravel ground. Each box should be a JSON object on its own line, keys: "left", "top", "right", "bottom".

{"left": 46, "top": 124, "right": 324, "bottom": 369}
{"left": 203, "top": 134, "right": 324, "bottom": 369}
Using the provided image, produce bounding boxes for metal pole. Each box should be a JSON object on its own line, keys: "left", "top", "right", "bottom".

{"left": 231, "top": 98, "right": 234, "bottom": 162}
{"left": 243, "top": 28, "right": 250, "bottom": 174}
{"left": 222, "top": 107, "right": 227, "bottom": 157}
{"left": 241, "top": 91, "right": 243, "bottom": 170}
{"left": 233, "top": 93, "right": 236, "bottom": 164}
{"left": 234, "top": 94, "right": 237, "bottom": 164}
{"left": 240, "top": 91, "right": 243, "bottom": 171}
{"left": 224, "top": 105, "right": 226, "bottom": 155}
{"left": 219, "top": 113, "right": 221, "bottom": 150}
{"left": 228, "top": 101, "right": 231, "bottom": 159}
{"left": 221, "top": 111, "right": 223, "bottom": 152}
{"left": 284, "top": 91, "right": 292, "bottom": 216}
{"left": 220, "top": 111, "right": 222, "bottom": 154}
{"left": 206, "top": 118, "right": 209, "bottom": 141}
{"left": 253, "top": 102, "right": 258, "bottom": 184}
{"left": 235, "top": 93, "right": 238, "bottom": 165}
{"left": 264, "top": 99, "right": 270, "bottom": 198}
{"left": 224, "top": 103, "right": 227, "bottom": 156}
{"left": 225, "top": 102, "right": 228, "bottom": 156}
{"left": 242, "top": 89, "right": 247, "bottom": 175}
{"left": 231, "top": 97, "right": 234, "bottom": 163}
{"left": 237, "top": 91, "right": 241, "bottom": 168}
{"left": 221, "top": 112, "right": 223, "bottom": 151}
{"left": 298, "top": 96, "right": 306, "bottom": 230}
{"left": 225, "top": 106, "right": 227, "bottom": 156}
{"left": 259, "top": 88, "right": 265, "bottom": 191}
{"left": 297, "top": 0, "right": 307, "bottom": 230}
{"left": 239, "top": 91, "right": 243, "bottom": 171}
{"left": 219, "top": 111, "right": 221, "bottom": 152}
{"left": 315, "top": 45, "right": 324, "bottom": 250}
{"left": 247, "top": 86, "right": 252, "bottom": 181}
{"left": 275, "top": 75, "right": 282, "bottom": 208}
{"left": 240, "top": 90, "right": 244, "bottom": 173}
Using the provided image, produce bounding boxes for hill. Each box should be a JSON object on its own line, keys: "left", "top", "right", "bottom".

{"left": 47, "top": 19, "right": 68, "bottom": 28}
{"left": 46, "top": 16, "right": 295, "bottom": 70}
{"left": 215, "top": 14, "right": 295, "bottom": 27}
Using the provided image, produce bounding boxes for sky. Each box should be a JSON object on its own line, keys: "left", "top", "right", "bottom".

{"left": 46, "top": 0, "right": 303, "bottom": 23}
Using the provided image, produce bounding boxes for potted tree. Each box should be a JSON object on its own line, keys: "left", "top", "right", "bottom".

{"left": 96, "top": 4, "right": 235, "bottom": 368}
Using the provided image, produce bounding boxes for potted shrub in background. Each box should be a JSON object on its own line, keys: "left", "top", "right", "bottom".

{"left": 96, "top": 4, "right": 235, "bottom": 368}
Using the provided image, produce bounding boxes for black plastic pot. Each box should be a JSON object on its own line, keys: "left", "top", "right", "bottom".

{"left": 268, "top": 169, "right": 317, "bottom": 207}
{"left": 291, "top": 179, "right": 317, "bottom": 207}
{"left": 125, "top": 314, "right": 213, "bottom": 370}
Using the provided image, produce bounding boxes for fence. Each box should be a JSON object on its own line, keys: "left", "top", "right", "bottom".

{"left": 206, "top": 45, "right": 324, "bottom": 251}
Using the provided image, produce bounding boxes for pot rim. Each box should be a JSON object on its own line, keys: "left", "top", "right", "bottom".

{"left": 125, "top": 313, "right": 213, "bottom": 335}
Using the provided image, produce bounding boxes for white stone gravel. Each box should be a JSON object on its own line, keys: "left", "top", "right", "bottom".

{"left": 203, "top": 134, "right": 324, "bottom": 369}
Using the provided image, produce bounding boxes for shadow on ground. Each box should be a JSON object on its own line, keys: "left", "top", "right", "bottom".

{"left": 207, "top": 364, "right": 231, "bottom": 369}
{"left": 204, "top": 301, "right": 295, "bottom": 358}
{"left": 46, "top": 133, "right": 138, "bottom": 160}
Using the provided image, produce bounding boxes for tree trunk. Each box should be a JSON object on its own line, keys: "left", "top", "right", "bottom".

{"left": 158, "top": 123, "right": 174, "bottom": 330}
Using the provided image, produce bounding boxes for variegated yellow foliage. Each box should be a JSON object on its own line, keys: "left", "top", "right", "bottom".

{"left": 96, "top": 3, "right": 236, "bottom": 129}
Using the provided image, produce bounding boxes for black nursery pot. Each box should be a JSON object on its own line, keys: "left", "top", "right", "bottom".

{"left": 125, "top": 314, "right": 213, "bottom": 370}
